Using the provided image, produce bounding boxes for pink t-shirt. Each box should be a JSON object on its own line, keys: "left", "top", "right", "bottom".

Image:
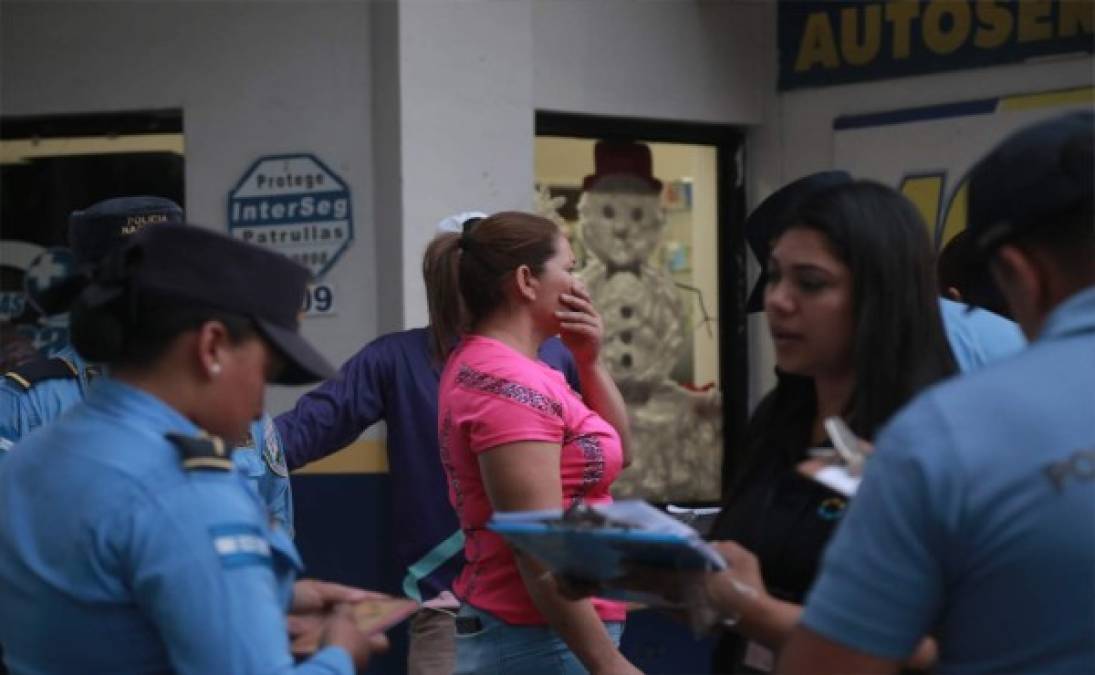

{"left": 438, "top": 335, "right": 627, "bottom": 625}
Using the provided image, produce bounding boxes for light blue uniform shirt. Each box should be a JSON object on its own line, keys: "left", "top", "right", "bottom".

{"left": 0, "top": 345, "right": 91, "bottom": 452}
{"left": 938, "top": 298, "right": 1026, "bottom": 372}
{"left": 0, "top": 348, "right": 293, "bottom": 533}
{"left": 232, "top": 412, "right": 295, "bottom": 536}
{"left": 0, "top": 378, "right": 352, "bottom": 674}
{"left": 803, "top": 286, "right": 1095, "bottom": 673}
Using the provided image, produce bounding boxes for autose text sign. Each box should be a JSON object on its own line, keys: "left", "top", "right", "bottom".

{"left": 227, "top": 154, "right": 353, "bottom": 279}
{"left": 779, "top": 1, "right": 1094, "bottom": 91}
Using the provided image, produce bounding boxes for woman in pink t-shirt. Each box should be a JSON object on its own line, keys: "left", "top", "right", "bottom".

{"left": 428, "top": 211, "right": 640, "bottom": 675}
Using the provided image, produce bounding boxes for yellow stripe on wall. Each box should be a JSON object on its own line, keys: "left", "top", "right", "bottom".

{"left": 998, "top": 86, "right": 1094, "bottom": 112}
{"left": 291, "top": 439, "right": 388, "bottom": 475}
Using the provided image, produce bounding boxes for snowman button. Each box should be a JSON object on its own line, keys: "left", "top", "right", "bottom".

{"left": 621, "top": 353, "right": 633, "bottom": 368}
{"left": 620, "top": 331, "right": 633, "bottom": 344}
{"left": 621, "top": 306, "right": 633, "bottom": 319}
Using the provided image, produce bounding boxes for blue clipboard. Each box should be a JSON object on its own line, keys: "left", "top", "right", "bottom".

{"left": 488, "top": 518, "right": 725, "bottom": 584}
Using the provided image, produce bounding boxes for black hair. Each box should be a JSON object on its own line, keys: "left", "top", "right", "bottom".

{"left": 1006, "top": 197, "right": 1095, "bottom": 289}
{"left": 723, "top": 181, "right": 957, "bottom": 500}
{"left": 937, "top": 229, "right": 1013, "bottom": 318}
{"left": 70, "top": 281, "right": 256, "bottom": 370}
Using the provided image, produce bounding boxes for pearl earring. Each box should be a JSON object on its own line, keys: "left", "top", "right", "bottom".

{"left": 210, "top": 363, "right": 222, "bottom": 376}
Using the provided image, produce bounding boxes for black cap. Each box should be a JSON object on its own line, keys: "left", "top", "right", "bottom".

{"left": 123, "top": 225, "right": 335, "bottom": 385}
{"left": 69, "top": 196, "right": 184, "bottom": 265}
{"left": 967, "top": 111, "right": 1094, "bottom": 256}
{"left": 745, "top": 171, "right": 852, "bottom": 311}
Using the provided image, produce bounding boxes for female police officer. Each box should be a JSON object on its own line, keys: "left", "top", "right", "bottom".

{"left": 0, "top": 197, "right": 295, "bottom": 536}
{"left": 0, "top": 224, "right": 383, "bottom": 673}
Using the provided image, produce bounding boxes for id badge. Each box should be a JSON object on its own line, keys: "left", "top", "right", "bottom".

{"left": 743, "top": 640, "right": 775, "bottom": 672}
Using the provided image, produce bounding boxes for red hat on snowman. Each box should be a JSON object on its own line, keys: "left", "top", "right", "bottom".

{"left": 582, "top": 141, "right": 663, "bottom": 193}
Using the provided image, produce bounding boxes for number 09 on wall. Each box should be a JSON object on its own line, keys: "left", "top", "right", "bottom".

{"left": 301, "top": 283, "right": 336, "bottom": 317}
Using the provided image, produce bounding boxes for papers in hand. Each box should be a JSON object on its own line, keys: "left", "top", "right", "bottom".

{"left": 798, "top": 417, "right": 867, "bottom": 496}
{"left": 810, "top": 465, "right": 861, "bottom": 497}
{"left": 488, "top": 500, "right": 727, "bottom": 604}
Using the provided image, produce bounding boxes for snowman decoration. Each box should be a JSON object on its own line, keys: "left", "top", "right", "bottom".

{"left": 576, "top": 142, "right": 722, "bottom": 502}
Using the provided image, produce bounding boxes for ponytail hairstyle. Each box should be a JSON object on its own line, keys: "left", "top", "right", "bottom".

{"left": 423, "top": 231, "right": 464, "bottom": 362}
{"left": 425, "top": 211, "right": 560, "bottom": 361}
{"left": 70, "top": 244, "right": 255, "bottom": 370}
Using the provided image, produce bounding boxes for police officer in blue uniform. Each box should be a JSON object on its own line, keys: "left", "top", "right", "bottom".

{"left": 0, "top": 196, "right": 294, "bottom": 533}
{"left": 0, "top": 224, "right": 385, "bottom": 673}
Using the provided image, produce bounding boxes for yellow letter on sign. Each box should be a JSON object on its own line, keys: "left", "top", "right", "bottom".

{"left": 886, "top": 1, "right": 921, "bottom": 59}
{"left": 1059, "top": 0, "right": 1094, "bottom": 38}
{"left": 841, "top": 4, "right": 882, "bottom": 65}
{"left": 923, "top": 0, "right": 972, "bottom": 54}
{"left": 974, "top": 0, "right": 1013, "bottom": 49}
{"left": 795, "top": 11, "right": 841, "bottom": 72}
{"left": 1018, "top": 0, "right": 1053, "bottom": 42}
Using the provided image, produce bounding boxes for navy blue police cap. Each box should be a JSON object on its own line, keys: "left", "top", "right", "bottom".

{"left": 745, "top": 171, "right": 852, "bottom": 312}
{"left": 35, "top": 196, "right": 184, "bottom": 316}
{"left": 122, "top": 224, "right": 335, "bottom": 385}
{"left": 68, "top": 196, "right": 184, "bottom": 266}
{"left": 967, "top": 111, "right": 1094, "bottom": 256}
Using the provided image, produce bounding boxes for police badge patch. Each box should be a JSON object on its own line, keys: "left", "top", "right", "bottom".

{"left": 261, "top": 415, "right": 289, "bottom": 477}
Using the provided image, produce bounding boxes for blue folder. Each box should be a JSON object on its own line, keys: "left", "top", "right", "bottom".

{"left": 487, "top": 501, "right": 726, "bottom": 590}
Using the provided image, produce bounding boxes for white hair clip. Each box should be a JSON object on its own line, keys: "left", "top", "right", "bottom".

{"left": 436, "top": 211, "right": 488, "bottom": 234}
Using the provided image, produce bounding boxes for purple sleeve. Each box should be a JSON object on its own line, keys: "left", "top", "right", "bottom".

{"left": 274, "top": 341, "right": 387, "bottom": 470}
{"left": 538, "top": 337, "right": 581, "bottom": 394}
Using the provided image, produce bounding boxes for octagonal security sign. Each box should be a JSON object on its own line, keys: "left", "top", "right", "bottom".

{"left": 227, "top": 154, "right": 352, "bottom": 278}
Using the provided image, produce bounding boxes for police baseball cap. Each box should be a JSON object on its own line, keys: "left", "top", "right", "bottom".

{"left": 124, "top": 225, "right": 335, "bottom": 385}
{"left": 745, "top": 171, "right": 852, "bottom": 312}
{"left": 69, "top": 196, "right": 184, "bottom": 266}
{"left": 967, "top": 111, "right": 1094, "bottom": 256}
{"left": 36, "top": 197, "right": 185, "bottom": 316}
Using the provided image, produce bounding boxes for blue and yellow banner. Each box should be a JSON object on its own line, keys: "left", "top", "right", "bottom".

{"left": 779, "top": 1, "right": 1094, "bottom": 91}
{"left": 832, "top": 85, "right": 1093, "bottom": 246}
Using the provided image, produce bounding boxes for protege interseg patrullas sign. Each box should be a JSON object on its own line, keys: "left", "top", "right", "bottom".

{"left": 227, "top": 154, "right": 353, "bottom": 279}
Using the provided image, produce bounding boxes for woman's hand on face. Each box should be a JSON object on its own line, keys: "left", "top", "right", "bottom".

{"left": 557, "top": 280, "right": 604, "bottom": 366}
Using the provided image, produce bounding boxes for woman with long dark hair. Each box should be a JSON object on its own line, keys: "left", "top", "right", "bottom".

{"left": 429, "top": 211, "right": 640, "bottom": 675}
{"left": 707, "top": 180, "right": 956, "bottom": 672}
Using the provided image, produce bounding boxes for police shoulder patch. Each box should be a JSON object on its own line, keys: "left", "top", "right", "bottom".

{"left": 166, "top": 432, "right": 234, "bottom": 472}
{"left": 3, "top": 357, "right": 79, "bottom": 390}
{"left": 261, "top": 416, "right": 289, "bottom": 478}
{"left": 209, "top": 523, "right": 272, "bottom": 569}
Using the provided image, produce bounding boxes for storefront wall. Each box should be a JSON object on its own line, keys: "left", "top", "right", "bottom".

{"left": 3, "top": 3, "right": 1091, "bottom": 670}
{"left": 1, "top": 0, "right": 377, "bottom": 417}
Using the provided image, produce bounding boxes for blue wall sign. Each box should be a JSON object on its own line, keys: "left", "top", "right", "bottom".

{"left": 227, "top": 154, "right": 353, "bottom": 279}
{"left": 778, "top": 1, "right": 1094, "bottom": 91}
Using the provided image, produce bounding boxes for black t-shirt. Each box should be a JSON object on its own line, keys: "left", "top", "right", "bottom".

{"left": 712, "top": 449, "right": 848, "bottom": 603}
{"left": 708, "top": 389, "right": 850, "bottom": 673}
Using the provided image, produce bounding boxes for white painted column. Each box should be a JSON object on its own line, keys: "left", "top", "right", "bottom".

{"left": 396, "top": 0, "right": 535, "bottom": 329}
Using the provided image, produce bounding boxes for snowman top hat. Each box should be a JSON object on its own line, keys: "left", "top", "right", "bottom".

{"left": 582, "top": 141, "right": 663, "bottom": 193}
